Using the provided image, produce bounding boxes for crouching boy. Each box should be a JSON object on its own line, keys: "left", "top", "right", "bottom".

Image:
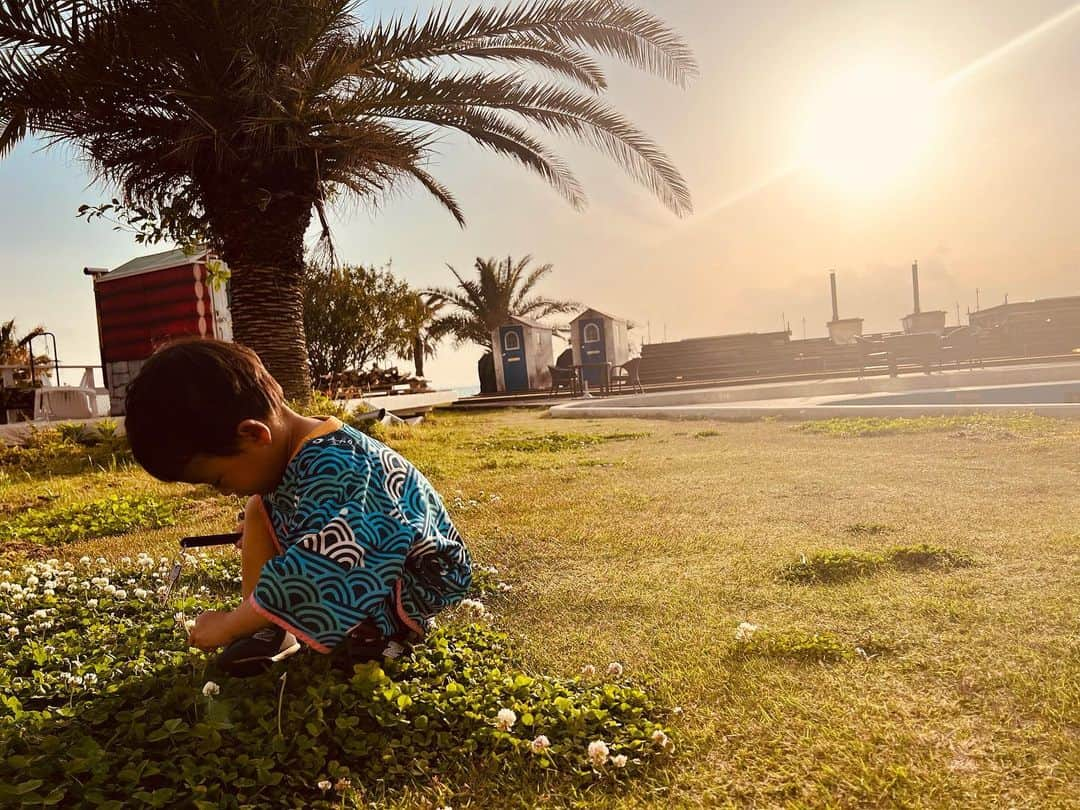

{"left": 124, "top": 338, "right": 472, "bottom": 676}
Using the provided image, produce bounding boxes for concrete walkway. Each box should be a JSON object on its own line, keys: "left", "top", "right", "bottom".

{"left": 549, "top": 361, "right": 1080, "bottom": 421}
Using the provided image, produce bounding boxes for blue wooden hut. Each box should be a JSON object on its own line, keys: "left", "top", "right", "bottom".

{"left": 570, "top": 308, "right": 630, "bottom": 388}
{"left": 491, "top": 316, "right": 555, "bottom": 393}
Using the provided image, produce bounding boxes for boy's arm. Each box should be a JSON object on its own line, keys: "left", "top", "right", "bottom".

{"left": 188, "top": 495, "right": 276, "bottom": 651}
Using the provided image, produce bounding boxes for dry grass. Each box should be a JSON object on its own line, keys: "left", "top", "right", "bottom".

{"left": 2, "top": 410, "right": 1078, "bottom": 807}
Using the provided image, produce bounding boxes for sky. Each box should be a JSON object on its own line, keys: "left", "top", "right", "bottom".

{"left": 4, "top": 0, "right": 1080, "bottom": 388}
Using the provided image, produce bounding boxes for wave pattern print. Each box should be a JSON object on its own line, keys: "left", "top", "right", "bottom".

{"left": 254, "top": 422, "right": 473, "bottom": 650}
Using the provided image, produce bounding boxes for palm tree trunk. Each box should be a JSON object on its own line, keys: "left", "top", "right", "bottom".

{"left": 413, "top": 334, "right": 425, "bottom": 378}
{"left": 201, "top": 177, "right": 314, "bottom": 402}
{"left": 229, "top": 264, "right": 310, "bottom": 400}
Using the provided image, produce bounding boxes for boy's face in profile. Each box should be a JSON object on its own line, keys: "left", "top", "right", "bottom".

{"left": 181, "top": 419, "right": 284, "bottom": 496}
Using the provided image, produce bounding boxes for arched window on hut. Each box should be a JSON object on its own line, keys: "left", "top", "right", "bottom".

{"left": 583, "top": 323, "right": 601, "bottom": 343}
{"left": 503, "top": 330, "right": 521, "bottom": 351}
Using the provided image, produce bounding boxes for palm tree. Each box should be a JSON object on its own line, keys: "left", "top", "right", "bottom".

{"left": 426, "top": 255, "right": 578, "bottom": 353}
{"left": 1, "top": 1, "right": 695, "bottom": 400}
{"left": 401, "top": 293, "right": 447, "bottom": 380}
{"left": 0, "top": 319, "right": 49, "bottom": 382}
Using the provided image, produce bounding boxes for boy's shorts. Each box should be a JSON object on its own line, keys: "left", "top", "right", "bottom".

{"left": 331, "top": 617, "right": 421, "bottom": 670}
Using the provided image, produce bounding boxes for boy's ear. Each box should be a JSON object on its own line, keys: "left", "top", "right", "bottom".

{"left": 236, "top": 419, "right": 273, "bottom": 446}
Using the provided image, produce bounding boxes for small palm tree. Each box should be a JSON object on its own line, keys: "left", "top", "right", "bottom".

{"left": 427, "top": 256, "right": 578, "bottom": 353}
{"left": 402, "top": 293, "right": 447, "bottom": 380}
{"left": 0, "top": 320, "right": 49, "bottom": 382}
{"left": 1, "top": 0, "right": 695, "bottom": 400}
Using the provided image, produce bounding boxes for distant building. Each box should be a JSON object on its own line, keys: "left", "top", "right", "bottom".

{"left": 968, "top": 295, "right": 1080, "bottom": 330}
{"left": 86, "top": 247, "right": 232, "bottom": 414}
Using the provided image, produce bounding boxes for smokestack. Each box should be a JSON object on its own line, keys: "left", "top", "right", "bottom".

{"left": 829, "top": 271, "right": 839, "bottom": 322}
{"left": 911, "top": 261, "right": 921, "bottom": 314}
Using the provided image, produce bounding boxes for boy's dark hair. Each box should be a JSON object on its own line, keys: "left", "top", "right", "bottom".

{"left": 124, "top": 338, "right": 284, "bottom": 481}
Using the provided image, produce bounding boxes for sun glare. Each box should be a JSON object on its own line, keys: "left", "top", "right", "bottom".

{"left": 800, "top": 64, "right": 939, "bottom": 195}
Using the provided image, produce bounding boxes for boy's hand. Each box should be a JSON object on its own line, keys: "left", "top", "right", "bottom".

{"left": 188, "top": 610, "right": 236, "bottom": 651}
{"left": 187, "top": 600, "right": 270, "bottom": 651}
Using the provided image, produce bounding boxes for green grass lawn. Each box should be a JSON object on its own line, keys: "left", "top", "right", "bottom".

{"left": 2, "top": 411, "right": 1078, "bottom": 807}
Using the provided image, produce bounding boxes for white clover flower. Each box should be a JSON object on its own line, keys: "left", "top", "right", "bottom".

{"left": 133, "top": 588, "right": 148, "bottom": 600}
{"left": 459, "top": 598, "right": 487, "bottom": 617}
{"left": 96, "top": 557, "right": 107, "bottom": 565}
{"left": 43, "top": 589, "right": 55, "bottom": 597}
{"left": 588, "top": 740, "right": 609, "bottom": 767}
{"left": 25, "top": 575, "right": 39, "bottom": 587}
{"left": 672, "top": 706, "right": 684, "bottom": 716}
{"left": 7, "top": 627, "right": 18, "bottom": 638}
{"left": 482, "top": 565, "right": 499, "bottom": 575}
{"left": 0, "top": 613, "right": 10, "bottom": 623}
{"left": 32, "top": 610, "right": 48, "bottom": 620}
{"left": 83, "top": 673, "right": 98, "bottom": 685}
{"left": 317, "top": 780, "right": 332, "bottom": 792}
{"left": 334, "top": 778, "right": 351, "bottom": 792}
{"left": 610, "top": 754, "right": 628, "bottom": 768}
{"left": 580, "top": 664, "right": 596, "bottom": 677}
{"left": 46, "top": 558, "right": 58, "bottom": 566}
{"left": 531, "top": 735, "right": 551, "bottom": 753}
{"left": 63, "top": 562, "right": 74, "bottom": 571}
{"left": 87, "top": 599, "right": 98, "bottom": 608}
{"left": 606, "top": 662, "right": 623, "bottom": 677}
{"left": 184, "top": 619, "right": 196, "bottom": 632}
{"left": 113, "top": 589, "right": 127, "bottom": 599}
{"left": 120, "top": 557, "right": 131, "bottom": 565}
{"left": 103, "top": 584, "right": 117, "bottom": 595}
{"left": 202, "top": 681, "right": 220, "bottom": 697}
{"left": 496, "top": 582, "right": 513, "bottom": 592}
{"left": 735, "top": 622, "right": 759, "bottom": 642}
{"left": 495, "top": 708, "right": 517, "bottom": 731}
{"left": 79, "top": 556, "right": 91, "bottom": 565}
{"left": 650, "top": 729, "right": 675, "bottom": 753}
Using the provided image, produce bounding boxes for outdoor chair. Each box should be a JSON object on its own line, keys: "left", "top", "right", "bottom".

{"left": 610, "top": 358, "right": 644, "bottom": 394}
{"left": 942, "top": 327, "right": 985, "bottom": 370}
{"left": 548, "top": 364, "right": 577, "bottom": 395}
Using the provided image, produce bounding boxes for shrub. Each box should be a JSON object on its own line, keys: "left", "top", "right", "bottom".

{"left": 472, "top": 431, "right": 648, "bottom": 454}
{"left": 0, "top": 558, "right": 675, "bottom": 807}
{"left": 781, "top": 545, "right": 976, "bottom": 584}
{"left": 795, "top": 413, "right": 1070, "bottom": 438}
{"left": 731, "top": 627, "right": 852, "bottom": 663}
{"left": 885, "top": 544, "right": 975, "bottom": 571}
{"left": 0, "top": 425, "right": 132, "bottom": 477}
{"left": 778, "top": 550, "right": 887, "bottom": 584}
{"left": 844, "top": 522, "right": 891, "bottom": 536}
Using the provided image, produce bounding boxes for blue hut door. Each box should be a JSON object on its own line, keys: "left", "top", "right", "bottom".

{"left": 579, "top": 318, "right": 607, "bottom": 385}
{"left": 500, "top": 325, "right": 529, "bottom": 391}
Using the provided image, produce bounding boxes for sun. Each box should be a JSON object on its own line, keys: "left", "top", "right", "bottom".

{"left": 800, "top": 63, "right": 939, "bottom": 195}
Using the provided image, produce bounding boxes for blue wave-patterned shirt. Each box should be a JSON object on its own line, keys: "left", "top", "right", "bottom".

{"left": 250, "top": 418, "right": 471, "bottom": 653}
